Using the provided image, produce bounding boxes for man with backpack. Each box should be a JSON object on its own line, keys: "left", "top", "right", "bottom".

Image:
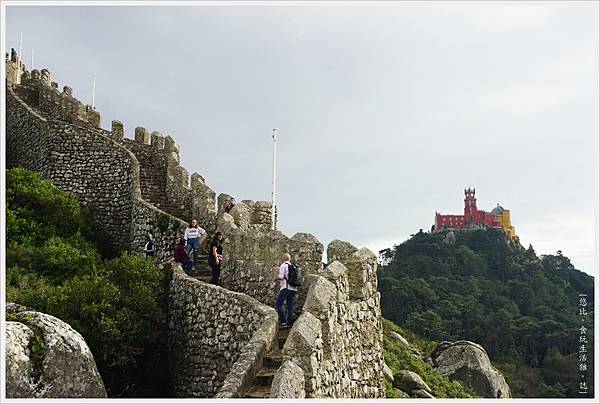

{"left": 273, "top": 253, "right": 300, "bottom": 329}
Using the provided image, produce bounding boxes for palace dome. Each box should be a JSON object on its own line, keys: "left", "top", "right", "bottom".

{"left": 491, "top": 204, "right": 504, "bottom": 215}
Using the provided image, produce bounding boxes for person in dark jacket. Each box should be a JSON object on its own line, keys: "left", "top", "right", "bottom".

{"left": 144, "top": 234, "right": 156, "bottom": 257}
{"left": 208, "top": 231, "right": 224, "bottom": 284}
{"left": 174, "top": 238, "right": 193, "bottom": 274}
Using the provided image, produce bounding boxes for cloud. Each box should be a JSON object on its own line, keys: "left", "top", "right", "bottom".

{"left": 4, "top": 4, "right": 596, "bottom": 276}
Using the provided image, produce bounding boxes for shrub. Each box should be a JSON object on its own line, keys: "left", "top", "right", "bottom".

{"left": 6, "top": 167, "right": 167, "bottom": 397}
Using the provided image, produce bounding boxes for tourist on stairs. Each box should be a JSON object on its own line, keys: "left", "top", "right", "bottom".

{"left": 183, "top": 218, "right": 206, "bottom": 271}
{"left": 273, "top": 253, "right": 299, "bottom": 329}
{"left": 208, "top": 231, "right": 224, "bottom": 285}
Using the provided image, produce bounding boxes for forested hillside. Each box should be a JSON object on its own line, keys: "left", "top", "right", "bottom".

{"left": 378, "top": 229, "right": 594, "bottom": 397}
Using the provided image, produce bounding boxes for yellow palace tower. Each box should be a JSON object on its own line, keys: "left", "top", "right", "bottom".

{"left": 491, "top": 204, "right": 516, "bottom": 239}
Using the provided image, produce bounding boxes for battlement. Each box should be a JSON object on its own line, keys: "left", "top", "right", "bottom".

{"left": 112, "top": 121, "right": 219, "bottom": 230}
{"left": 5, "top": 54, "right": 384, "bottom": 399}
{"left": 6, "top": 58, "right": 100, "bottom": 128}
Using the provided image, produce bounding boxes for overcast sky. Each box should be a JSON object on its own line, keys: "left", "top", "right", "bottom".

{"left": 4, "top": 2, "right": 598, "bottom": 275}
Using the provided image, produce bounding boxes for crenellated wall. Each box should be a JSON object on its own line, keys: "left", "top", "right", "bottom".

{"left": 115, "top": 123, "right": 217, "bottom": 233}
{"left": 6, "top": 85, "right": 135, "bottom": 250}
{"left": 6, "top": 56, "right": 385, "bottom": 399}
{"left": 13, "top": 67, "right": 100, "bottom": 128}
{"left": 271, "top": 240, "right": 386, "bottom": 398}
{"left": 168, "top": 264, "right": 278, "bottom": 398}
{"left": 6, "top": 67, "right": 185, "bottom": 259}
{"left": 216, "top": 208, "right": 323, "bottom": 314}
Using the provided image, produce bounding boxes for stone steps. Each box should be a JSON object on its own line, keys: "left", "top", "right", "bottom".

{"left": 263, "top": 350, "right": 283, "bottom": 369}
{"left": 242, "top": 385, "right": 272, "bottom": 399}
{"left": 254, "top": 367, "right": 278, "bottom": 386}
{"left": 240, "top": 326, "right": 290, "bottom": 398}
{"left": 192, "top": 275, "right": 212, "bottom": 283}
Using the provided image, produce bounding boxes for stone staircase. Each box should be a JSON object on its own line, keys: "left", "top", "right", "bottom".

{"left": 190, "top": 254, "right": 213, "bottom": 283}
{"left": 189, "top": 258, "right": 292, "bottom": 399}
{"left": 240, "top": 327, "right": 290, "bottom": 398}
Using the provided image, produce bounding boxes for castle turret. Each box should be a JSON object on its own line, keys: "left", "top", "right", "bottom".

{"left": 464, "top": 187, "right": 477, "bottom": 223}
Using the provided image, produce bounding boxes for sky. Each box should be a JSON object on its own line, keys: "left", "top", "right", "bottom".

{"left": 4, "top": 2, "right": 598, "bottom": 275}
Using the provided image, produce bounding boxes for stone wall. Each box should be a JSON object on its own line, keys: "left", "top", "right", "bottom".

{"left": 216, "top": 210, "right": 324, "bottom": 313}
{"left": 279, "top": 240, "right": 386, "bottom": 398}
{"left": 122, "top": 134, "right": 169, "bottom": 209}
{"left": 8, "top": 60, "right": 100, "bottom": 128}
{"left": 7, "top": 75, "right": 191, "bottom": 262}
{"left": 132, "top": 199, "right": 187, "bottom": 263}
{"left": 168, "top": 265, "right": 278, "bottom": 398}
{"left": 118, "top": 125, "right": 218, "bottom": 233}
{"left": 5, "top": 83, "right": 50, "bottom": 175}
{"left": 6, "top": 85, "right": 137, "bottom": 251}
{"left": 6, "top": 58, "right": 388, "bottom": 399}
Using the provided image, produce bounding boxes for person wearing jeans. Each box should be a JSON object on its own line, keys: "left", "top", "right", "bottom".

{"left": 184, "top": 218, "right": 206, "bottom": 270}
{"left": 273, "top": 253, "right": 297, "bottom": 328}
{"left": 208, "top": 231, "right": 224, "bottom": 285}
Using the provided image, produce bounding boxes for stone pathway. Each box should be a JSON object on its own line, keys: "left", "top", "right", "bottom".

{"left": 240, "top": 327, "right": 289, "bottom": 398}
{"left": 190, "top": 254, "right": 213, "bottom": 283}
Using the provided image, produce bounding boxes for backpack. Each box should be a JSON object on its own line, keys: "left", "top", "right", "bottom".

{"left": 286, "top": 262, "right": 301, "bottom": 288}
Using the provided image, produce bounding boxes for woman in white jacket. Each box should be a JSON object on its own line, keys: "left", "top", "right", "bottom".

{"left": 184, "top": 218, "right": 206, "bottom": 270}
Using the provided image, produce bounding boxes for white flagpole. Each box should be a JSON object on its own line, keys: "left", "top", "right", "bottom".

{"left": 17, "top": 32, "right": 23, "bottom": 83}
{"left": 271, "top": 128, "right": 278, "bottom": 230}
{"left": 92, "top": 76, "right": 96, "bottom": 108}
{"left": 31, "top": 49, "right": 34, "bottom": 70}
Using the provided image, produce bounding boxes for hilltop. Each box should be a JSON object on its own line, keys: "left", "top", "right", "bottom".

{"left": 378, "top": 228, "right": 594, "bottom": 397}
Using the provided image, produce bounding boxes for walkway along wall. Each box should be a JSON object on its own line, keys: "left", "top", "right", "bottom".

{"left": 217, "top": 207, "right": 324, "bottom": 316}
{"left": 270, "top": 240, "right": 386, "bottom": 398}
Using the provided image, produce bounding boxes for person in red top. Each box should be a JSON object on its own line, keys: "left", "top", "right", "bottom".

{"left": 174, "top": 238, "right": 193, "bottom": 274}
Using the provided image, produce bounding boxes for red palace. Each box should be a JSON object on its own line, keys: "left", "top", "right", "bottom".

{"left": 433, "top": 188, "right": 515, "bottom": 238}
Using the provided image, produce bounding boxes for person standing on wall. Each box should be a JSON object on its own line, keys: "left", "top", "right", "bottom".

{"left": 184, "top": 218, "right": 206, "bottom": 270}
{"left": 273, "top": 253, "right": 300, "bottom": 329}
{"left": 208, "top": 231, "right": 224, "bottom": 285}
{"left": 144, "top": 234, "right": 156, "bottom": 257}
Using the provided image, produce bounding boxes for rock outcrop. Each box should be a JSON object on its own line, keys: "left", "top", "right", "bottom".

{"left": 5, "top": 303, "right": 107, "bottom": 398}
{"left": 430, "top": 340, "right": 511, "bottom": 398}
{"left": 383, "top": 362, "right": 394, "bottom": 383}
{"left": 394, "top": 370, "right": 433, "bottom": 398}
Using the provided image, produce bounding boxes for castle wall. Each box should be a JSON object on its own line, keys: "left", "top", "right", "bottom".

{"left": 216, "top": 211, "right": 324, "bottom": 315}
{"left": 168, "top": 265, "right": 277, "bottom": 398}
{"left": 5, "top": 83, "right": 50, "bottom": 175}
{"left": 274, "top": 240, "right": 385, "bottom": 398}
{"left": 122, "top": 136, "right": 168, "bottom": 208}
{"left": 13, "top": 69, "right": 100, "bottom": 128}
{"left": 132, "top": 199, "right": 187, "bottom": 262}
{"left": 7, "top": 84, "right": 186, "bottom": 259}
{"left": 7, "top": 58, "right": 386, "bottom": 400}
{"left": 6, "top": 86, "right": 135, "bottom": 250}
{"left": 118, "top": 126, "right": 217, "bottom": 234}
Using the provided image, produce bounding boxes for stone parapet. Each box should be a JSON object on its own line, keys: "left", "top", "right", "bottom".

{"left": 169, "top": 264, "right": 278, "bottom": 397}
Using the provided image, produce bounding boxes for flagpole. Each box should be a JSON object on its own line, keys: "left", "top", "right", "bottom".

{"left": 17, "top": 32, "right": 23, "bottom": 83}
{"left": 92, "top": 76, "right": 96, "bottom": 108}
{"left": 271, "top": 128, "right": 278, "bottom": 230}
{"left": 31, "top": 49, "right": 34, "bottom": 69}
